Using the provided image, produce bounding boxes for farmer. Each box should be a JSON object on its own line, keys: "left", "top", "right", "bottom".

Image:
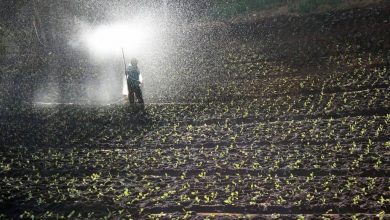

{"left": 125, "top": 58, "right": 144, "bottom": 105}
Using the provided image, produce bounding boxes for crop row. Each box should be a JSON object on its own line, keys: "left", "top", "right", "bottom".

{"left": 2, "top": 104, "right": 389, "bottom": 149}
{"left": 148, "top": 87, "right": 390, "bottom": 123}
{"left": 1, "top": 100, "right": 388, "bottom": 149}
{"left": 147, "top": 66, "right": 389, "bottom": 104}
{"left": 1, "top": 168, "right": 388, "bottom": 218}
{"left": 185, "top": 66, "right": 389, "bottom": 100}
{"left": 1, "top": 139, "right": 389, "bottom": 179}
{"left": 135, "top": 115, "right": 389, "bottom": 147}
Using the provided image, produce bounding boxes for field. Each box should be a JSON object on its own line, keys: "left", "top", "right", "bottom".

{"left": 1, "top": 3, "right": 390, "bottom": 219}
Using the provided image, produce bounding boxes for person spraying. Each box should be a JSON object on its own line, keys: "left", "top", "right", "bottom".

{"left": 125, "top": 58, "right": 144, "bottom": 105}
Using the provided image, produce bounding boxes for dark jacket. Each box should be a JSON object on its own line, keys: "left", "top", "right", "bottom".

{"left": 126, "top": 65, "right": 140, "bottom": 87}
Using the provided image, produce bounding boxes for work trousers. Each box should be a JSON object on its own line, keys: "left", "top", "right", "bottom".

{"left": 127, "top": 82, "right": 144, "bottom": 104}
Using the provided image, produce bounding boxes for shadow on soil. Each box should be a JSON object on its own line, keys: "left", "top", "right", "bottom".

{"left": 0, "top": 103, "right": 156, "bottom": 149}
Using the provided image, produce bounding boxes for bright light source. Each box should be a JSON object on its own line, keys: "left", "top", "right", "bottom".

{"left": 82, "top": 19, "right": 156, "bottom": 97}
{"left": 83, "top": 21, "right": 155, "bottom": 57}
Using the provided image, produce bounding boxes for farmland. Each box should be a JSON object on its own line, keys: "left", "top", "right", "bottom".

{"left": 1, "top": 3, "right": 390, "bottom": 220}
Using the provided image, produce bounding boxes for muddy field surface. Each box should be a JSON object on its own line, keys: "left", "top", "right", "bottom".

{"left": 1, "top": 4, "right": 390, "bottom": 220}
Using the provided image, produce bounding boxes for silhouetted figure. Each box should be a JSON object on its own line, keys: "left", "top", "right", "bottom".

{"left": 126, "top": 58, "right": 144, "bottom": 106}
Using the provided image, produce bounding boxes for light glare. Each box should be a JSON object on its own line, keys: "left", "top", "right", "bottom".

{"left": 84, "top": 22, "right": 154, "bottom": 56}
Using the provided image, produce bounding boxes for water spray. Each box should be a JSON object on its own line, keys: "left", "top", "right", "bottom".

{"left": 121, "top": 47, "right": 128, "bottom": 96}
{"left": 82, "top": 21, "right": 153, "bottom": 98}
{"left": 121, "top": 48, "right": 127, "bottom": 72}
